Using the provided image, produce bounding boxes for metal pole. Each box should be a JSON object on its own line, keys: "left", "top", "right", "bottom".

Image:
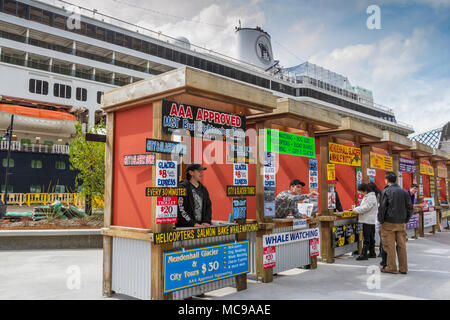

{"left": 3, "top": 114, "right": 14, "bottom": 207}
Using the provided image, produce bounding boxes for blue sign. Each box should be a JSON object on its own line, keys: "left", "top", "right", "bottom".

{"left": 163, "top": 241, "right": 250, "bottom": 293}
{"left": 146, "top": 138, "right": 187, "bottom": 155}
{"left": 232, "top": 198, "right": 247, "bottom": 220}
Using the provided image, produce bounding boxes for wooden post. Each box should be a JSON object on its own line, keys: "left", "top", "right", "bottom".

{"left": 150, "top": 100, "right": 174, "bottom": 300}
{"left": 103, "top": 112, "right": 114, "bottom": 297}
{"left": 256, "top": 228, "right": 273, "bottom": 283}
{"left": 432, "top": 162, "right": 440, "bottom": 233}
{"left": 361, "top": 145, "right": 371, "bottom": 184}
{"left": 235, "top": 232, "right": 248, "bottom": 291}
{"left": 319, "top": 218, "right": 335, "bottom": 264}
{"left": 319, "top": 135, "right": 331, "bottom": 215}
{"left": 255, "top": 120, "right": 271, "bottom": 223}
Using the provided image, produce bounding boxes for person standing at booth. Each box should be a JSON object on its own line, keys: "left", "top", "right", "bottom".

{"left": 407, "top": 183, "right": 424, "bottom": 208}
{"left": 378, "top": 172, "right": 414, "bottom": 274}
{"left": 351, "top": 183, "right": 378, "bottom": 260}
{"left": 176, "top": 164, "right": 212, "bottom": 228}
{"left": 275, "top": 179, "right": 318, "bottom": 218}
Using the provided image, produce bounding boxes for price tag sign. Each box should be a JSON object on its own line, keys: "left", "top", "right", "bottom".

{"left": 263, "top": 246, "right": 276, "bottom": 269}
{"left": 156, "top": 160, "right": 178, "bottom": 187}
{"left": 233, "top": 164, "right": 248, "bottom": 186}
{"left": 310, "top": 238, "right": 320, "bottom": 258}
{"left": 156, "top": 197, "right": 178, "bottom": 224}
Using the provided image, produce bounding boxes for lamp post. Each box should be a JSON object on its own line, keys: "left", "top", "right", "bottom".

{"left": 1, "top": 114, "right": 14, "bottom": 218}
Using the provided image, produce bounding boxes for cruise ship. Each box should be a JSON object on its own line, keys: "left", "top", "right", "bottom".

{"left": 0, "top": 0, "right": 415, "bottom": 194}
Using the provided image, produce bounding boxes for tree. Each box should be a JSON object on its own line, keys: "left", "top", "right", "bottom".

{"left": 69, "top": 122, "right": 105, "bottom": 214}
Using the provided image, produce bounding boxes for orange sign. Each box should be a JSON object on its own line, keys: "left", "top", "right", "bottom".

{"left": 370, "top": 152, "right": 393, "bottom": 171}
{"left": 328, "top": 143, "right": 361, "bottom": 166}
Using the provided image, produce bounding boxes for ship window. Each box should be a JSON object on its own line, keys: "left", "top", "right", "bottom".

{"left": 150, "top": 43, "right": 157, "bottom": 55}
{"left": 157, "top": 45, "right": 165, "bottom": 58}
{"left": 2, "top": 158, "right": 14, "bottom": 168}
{"left": 42, "top": 10, "right": 52, "bottom": 25}
{"left": 132, "top": 38, "right": 141, "bottom": 51}
{"left": 115, "top": 33, "right": 124, "bottom": 46}
{"left": 124, "top": 35, "right": 132, "bottom": 49}
{"left": 54, "top": 14, "right": 66, "bottom": 29}
{"left": 86, "top": 23, "right": 96, "bottom": 37}
{"left": 106, "top": 30, "right": 114, "bottom": 43}
{"left": 186, "top": 55, "right": 194, "bottom": 67}
{"left": 29, "top": 6, "right": 42, "bottom": 22}
{"left": 30, "top": 185, "right": 42, "bottom": 193}
{"left": 1, "top": 185, "right": 13, "bottom": 193}
{"left": 54, "top": 83, "right": 72, "bottom": 99}
{"left": 55, "top": 161, "right": 66, "bottom": 170}
{"left": 97, "top": 91, "right": 104, "bottom": 104}
{"left": 96, "top": 27, "right": 106, "bottom": 41}
{"left": 76, "top": 88, "right": 87, "bottom": 101}
{"left": 29, "top": 79, "right": 48, "bottom": 95}
{"left": 31, "top": 160, "right": 42, "bottom": 169}
{"left": 4, "top": 0, "right": 16, "bottom": 15}
{"left": 18, "top": 0, "right": 29, "bottom": 18}
{"left": 55, "top": 185, "right": 65, "bottom": 193}
{"left": 141, "top": 41, "right": 150, "bottom": 54}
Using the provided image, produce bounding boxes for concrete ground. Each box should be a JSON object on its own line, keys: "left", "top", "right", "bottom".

{"left": 1, "top": 230, "right": 449, "bottom": 300}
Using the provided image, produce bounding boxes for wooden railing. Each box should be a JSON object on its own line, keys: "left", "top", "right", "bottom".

{"left": 0, "top": 193, "right": 104, "bottom": 209}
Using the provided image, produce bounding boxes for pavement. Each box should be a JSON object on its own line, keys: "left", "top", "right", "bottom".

{"left": 1, "top": 230, "right": 450, "bottom": 300}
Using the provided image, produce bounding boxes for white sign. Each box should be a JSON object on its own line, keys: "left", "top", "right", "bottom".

{"left": 233, "top": 164, "right": 248, "bottom": 186}
{"left": 367, "top": 168, "right": 376, "bottom": 177}
{"left": 156, "top": 197, "right": 178, "bottom": 224}
{"left": 423, "top": 211, "right": 437, "bottom": 228}
{"left": 297, "top": 203, "right": 314, "bottom": 217}
{"left": 263, "top": 228, "right": 320, "bottom": 247}
{"left": 264, "top": 202, "right": 275, "bottom": 217}
{"left": 293, "top": 219, "right": 308, "bottom": 230}
{"left": 156, "top": 160, "right": 178, "bottom": 187}
{"left": 263, "top": 246, "right": 276, "bottom": 269}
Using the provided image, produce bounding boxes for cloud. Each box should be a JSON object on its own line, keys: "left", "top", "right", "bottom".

{"left": 308, "top": 27, "right": 450, "bottom": 133}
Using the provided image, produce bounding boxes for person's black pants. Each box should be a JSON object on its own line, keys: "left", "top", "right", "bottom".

{"left": 362, "top": 223, "right": 375, "bottom": 248}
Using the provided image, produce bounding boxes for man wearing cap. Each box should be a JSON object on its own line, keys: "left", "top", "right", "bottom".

{"left": 176, "top": 163, "right": 212, "bottom": 228}
{"left": 275, "top": 179, "right": 318, "bottom": 218}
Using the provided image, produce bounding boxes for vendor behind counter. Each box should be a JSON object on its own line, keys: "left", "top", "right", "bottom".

{"left": 275, "top": 179, "right": 318, "bottom": 218}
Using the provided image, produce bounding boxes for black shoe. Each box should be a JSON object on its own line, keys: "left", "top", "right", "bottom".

{"left": 356, "top": 255, "right": 368, "bottom": 261}
{"left": 400, "top": 271, "right": 407, "bottom": 274}
{"left": 368, "top": 253, "right": 377, "bottom": 258}
{"left": 380, "top": 261, "right": 386, "bottom": 268}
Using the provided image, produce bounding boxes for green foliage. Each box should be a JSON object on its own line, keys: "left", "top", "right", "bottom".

{"left": 69, "top": 122, "right": 105, "bottom": 202}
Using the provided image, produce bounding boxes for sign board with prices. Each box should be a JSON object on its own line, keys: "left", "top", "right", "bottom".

{"left": 263, "top": 246, "right": 276, "bottom": 269}
{"left": 437, "top": 163, "right": 448, "bottom": 178}
{"left": 310, "top": 238, "right": 320, "bottom": 258}
{"left": 327, "top": 164, "right": 336, "bottom": 183}
{"left": 232, "top": 198, "right": 247, "bottom": 220}
{"left": 265, "top": 129, "right": 315, "bottom": 158}
{"left": 124, "top": 154, "right": 155, "bottom": 166}
{"left": 406, "top": 214, "right": 420, "bottom": 230}
{"left": 156, "top": 160, "right": 178, "bottom": 187}
{"left": 233, "top": 164, "right": 248, "bottom": 186}
{"left": 420, "top": 161, "right": 434, "bottom": 176}
{"left": 399, "top": 157, "right": 416, "bottom": 173}
{"left": 423, "top": 211, "right": 437, "bottom": 228}
{"left": 156, "top": 197, "right": 178, "bottom": 224}
{"left": 370, "top": 152, "right": 393, "bottom": 171}
{"left": 163, "top": 241, "right": 250, "bottom": 293}
{"left": 293, "top": 219, "right": 308, "bottom": 230}
{"left": 328, "top": 143, "right": 361, "bottom": 166}
{"left": 146, "top": 138, "right": 187, "bottom": 155}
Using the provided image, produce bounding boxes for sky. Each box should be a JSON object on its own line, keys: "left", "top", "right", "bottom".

{"left": 44, "top": 0, "right": 450, "bottom": 134}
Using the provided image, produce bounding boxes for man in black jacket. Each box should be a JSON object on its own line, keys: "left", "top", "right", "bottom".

{"left": 176, "top": 163, "right": 212, "bottom": 228}
{"left": 378, "top": 171, "right": 413, "bottom": 274}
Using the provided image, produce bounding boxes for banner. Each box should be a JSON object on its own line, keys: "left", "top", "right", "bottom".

{"left": 263, "top": 228, "right": 320, "bottom": 247}
{"left": 162, "top": 100, "right": 246, "bottom": 141}
{"left": 328, "top": 143, "right": 361, "bottom": 166}
{"left": 265, "top": 129, "right": 315, "bottom": 158}
{"left": 124, "top": 154, "right": 155, "bottom": 166}
{"left": 156, "top": 197, "right": 178, "bottom": 224}
{"left": 399, "top": 157, "right": 416, "bottom": 173}
{"left": 424, "top": 211, "right": 437, "bottom": 228}
{"left": 163, "top": 241, "right": 249, "bottom": 293}
{"left": 263, "top": 246, "right": 276, "bottom": 269}
{"left": 370, "top": 152, "right": 393, "bottom": 171}
{"left": 406, "top": 214, "right": 420, "bottom": 230}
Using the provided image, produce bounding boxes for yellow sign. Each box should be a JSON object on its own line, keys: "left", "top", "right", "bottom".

{"left": 327, "top": 164, "right": 336, "bottom": 181}
{"left": 370, "top": 152, "right": 393, "bottom": 171}
{"left": 420, "top": 161, "right": 434, "bottom": 176}
{"left": 329, "top": 143, "right": 361, "bottom": 166}
{"left": 442, "top": 210, "right": 450, "bottom": 218}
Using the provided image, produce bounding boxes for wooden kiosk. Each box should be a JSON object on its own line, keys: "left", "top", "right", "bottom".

{"left": 314, "top": 118, "right": 383, "bottom": 263}
{"left": 429, "top": 149, "right": 449, "bottom": 232}
{"left": 100, "top": 67, "right": 277, "bottom": 300}
{"left": 247, "top": 98, "right": 341, "bottom": 283}
{"left": 409, "top": 141, "right": 436, "bottom": 237}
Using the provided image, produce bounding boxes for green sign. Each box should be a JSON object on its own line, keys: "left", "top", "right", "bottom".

{"left": 265, "top": 128, "right": 315, "bottom": 158}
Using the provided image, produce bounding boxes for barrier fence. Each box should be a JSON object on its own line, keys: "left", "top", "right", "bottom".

{"left": 0, "top": 193, "right": 104, "bottom": 209}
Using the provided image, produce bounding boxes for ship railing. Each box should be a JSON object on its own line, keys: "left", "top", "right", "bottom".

{"left": 0, "top": 193, "right": 104, "bottom": 210}
{"left": 0, "top": 142, "right": 70, "bottom": 154}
